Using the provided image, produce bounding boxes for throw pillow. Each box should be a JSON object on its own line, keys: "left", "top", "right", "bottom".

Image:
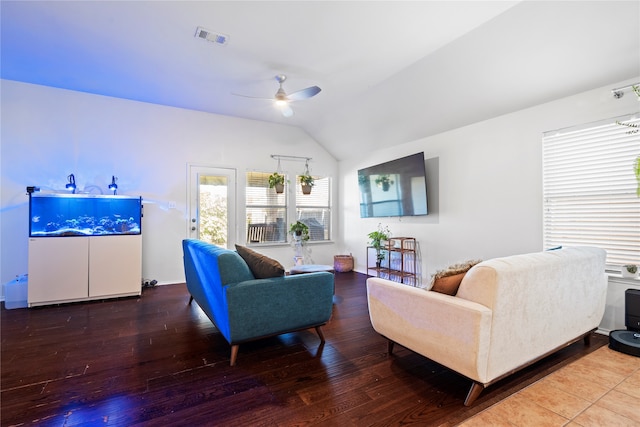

{"left": 235, "top": 245, "right": 285, "bottom": 279}
{"left": 429, "top": 259, "right": 482, "bottom": 296}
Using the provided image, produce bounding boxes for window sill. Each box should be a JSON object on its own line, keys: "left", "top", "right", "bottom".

{"left": 606, "top": 272, "right": 640, "bottom": 283}
{"left": 246, "top": 240, "right": 335, "bottom": 248}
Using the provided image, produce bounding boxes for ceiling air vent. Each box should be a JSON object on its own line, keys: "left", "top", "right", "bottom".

{"left": 195, "top": 26, "right": 229, "bottom": 46}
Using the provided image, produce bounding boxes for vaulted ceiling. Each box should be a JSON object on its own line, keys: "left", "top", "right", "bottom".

{"left": 2, "top": 1, "right": 639, "bottom": 160}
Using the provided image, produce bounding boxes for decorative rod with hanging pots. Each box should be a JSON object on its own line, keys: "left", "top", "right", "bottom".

{"left": 270, "top": 155, "right": 314, "bottom": 195}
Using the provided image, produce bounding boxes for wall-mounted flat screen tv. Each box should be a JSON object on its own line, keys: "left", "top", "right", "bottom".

{"left": 358, "top": 152, "right": 428, "bottom": 218}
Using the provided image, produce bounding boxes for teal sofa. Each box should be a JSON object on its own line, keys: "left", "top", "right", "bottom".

{"left": 182, "top": 239, "right": 334, "bottom": 365}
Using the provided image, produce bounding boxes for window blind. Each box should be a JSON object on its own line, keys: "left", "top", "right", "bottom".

{"left": 245, "top": 172, "right": 287, "bottom": 243}
{"left": 295, "top": 176, "right": 331, "bottom": 241}
{"left": 542, "top": 114, "right": 640, "bottom": 268}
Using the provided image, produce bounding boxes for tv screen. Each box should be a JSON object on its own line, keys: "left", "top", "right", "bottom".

{"left": 358, "top": 152, "right": 428, "bottom": 218}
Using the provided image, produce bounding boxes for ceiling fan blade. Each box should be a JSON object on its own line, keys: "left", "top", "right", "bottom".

{"left": 287, "top": 86, "right": 321, "bottom": 101}
{"left": 279, "top": 104, "right": 294, "bottom": 117}
{"left": 231, "top": 92, "right": 273, "bottom": 101}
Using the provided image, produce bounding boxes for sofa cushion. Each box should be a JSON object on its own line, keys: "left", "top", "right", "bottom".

{"left": 430, "top": 260, "right": 482, "bottom": 295}
{"left": 235, "top": 245, "right": 285, "bottom": 279}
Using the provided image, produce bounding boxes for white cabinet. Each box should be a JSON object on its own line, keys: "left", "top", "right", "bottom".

{"left": 89, "top": 235, "right": 142, "bottom": 298}
{"left": 28, "top": 237, "right": 89, "bottom": 304}
{"left": 28, "top": 235, "right": 141, "bottom": 307}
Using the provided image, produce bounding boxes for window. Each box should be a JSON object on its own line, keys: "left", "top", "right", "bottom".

{"left": 294, "top": 176, "right": 331, "bottom": 241}
{"left": 245, "top": 172, "right": 287, "bottom": 244}
{"left": 542, "top": 114, "right": 640, "bottom": 269}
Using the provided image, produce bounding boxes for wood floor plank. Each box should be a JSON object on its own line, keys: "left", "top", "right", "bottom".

{"left": 1, "top": 271, "right": 607, "bottom": 426}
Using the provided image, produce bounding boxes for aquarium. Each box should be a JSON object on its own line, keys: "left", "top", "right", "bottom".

{"left": 29, "top": 193, "right": 142, "bottom": 237}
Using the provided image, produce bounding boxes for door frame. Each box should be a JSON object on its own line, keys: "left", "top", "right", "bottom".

{"left": 187, "top": 163, "right": 237, "bottom": 248}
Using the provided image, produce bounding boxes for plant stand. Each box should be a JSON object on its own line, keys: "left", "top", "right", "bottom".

{"left": 367, "top": 237, "right": 418, "bottom": 286}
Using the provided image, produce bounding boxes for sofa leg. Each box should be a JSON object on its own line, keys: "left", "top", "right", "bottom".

{"left": 387, "top": 339, "right": 395, "bottom": 355}
{"left": 583, "top": 332, "right": 591, "bottom": 345}
{"left": 188, "top": 295, "right": 193, "bottom": 305}
{"left": 230, "top": 345, "right": 239, "bottom": 366}
{"left": 465, "top": 382, "right": 485, "bottom": 406}
{"left": 315, "top": 326, "right": 326, "bottom": 343}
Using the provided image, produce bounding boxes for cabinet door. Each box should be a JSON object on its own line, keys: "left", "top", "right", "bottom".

{"left": 28, "top": 237, "right": 89, "bottom": 305}
{"left": 89, "top": 235, "right": 142, "bottom": 297}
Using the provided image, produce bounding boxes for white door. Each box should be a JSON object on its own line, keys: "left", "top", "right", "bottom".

{"left": 188, "top": 165, "right": 236, "bottom": 249}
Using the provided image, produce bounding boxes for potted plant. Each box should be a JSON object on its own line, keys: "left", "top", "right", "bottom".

{"left": 289, "top": 220, "right": 310, "bottom": 241}
{"left": 374, "top": 174, "right": 394, "bottom": 191}
{"left": 622, "top": 264, "right": 638, "bottom": 278}
{"left": 268, "top": 172, "right": 285, "bottom": 194}
{"left": 300, "top": 174, "right": 314, "bottom": 195}
{"left": 368, "top": 223, "right": 391, "bottom": 268}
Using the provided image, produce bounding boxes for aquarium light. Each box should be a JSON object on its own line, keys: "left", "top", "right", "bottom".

{"left": 108, "top": 176, "right": 118, "bottom": 195}
{"left": 65, "top": 174, "right": 76, "bottom": 193}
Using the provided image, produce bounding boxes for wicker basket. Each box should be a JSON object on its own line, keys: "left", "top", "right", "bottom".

{"left": 334, "top": 254, "right": 354, "bottom": 272}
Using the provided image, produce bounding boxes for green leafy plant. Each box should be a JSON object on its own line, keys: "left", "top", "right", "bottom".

{"left": 268, "top": 172, "right": 285, "bottom": 188}
{"left": 368, "top": 223, "right": 391, "bottom": 261}
{"left": 299, "top": 174, "right": 314, "bottom": 187}
{"left": 624, "top": 264, "right": 638, "bottom": 274}
{"left": 198, "top": 190, "right": 227, "bottom": 246}
{"left": 374, "top": 174, "right": 394, "bottom": 187}
{"left": 289, "top": 220, "right": 310, "bottom": 241}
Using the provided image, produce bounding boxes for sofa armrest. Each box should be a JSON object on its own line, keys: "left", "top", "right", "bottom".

{"left": 367, "top": 277, "right": 493, "bottom": 383}
{"left": 224, "top": 272, "right": 334, "bottom": 343}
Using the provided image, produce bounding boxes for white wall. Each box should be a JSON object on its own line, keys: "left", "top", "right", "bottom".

{"left": 2, "top": 76, "right": 638, "bottom": 323}
{"left": 1, "top": 80, "right": 338, "bottom": 292}
{"left": 339, "top": 77, "right": 640, "bottom": 286}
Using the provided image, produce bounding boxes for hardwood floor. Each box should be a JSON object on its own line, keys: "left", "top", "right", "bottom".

{"left": 1, "top": 272, "right": 607, "bottom": 426}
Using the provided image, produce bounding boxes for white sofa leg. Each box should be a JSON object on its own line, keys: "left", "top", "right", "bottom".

{"left": 465, "top": 382, "right": 485, "bottom": 406}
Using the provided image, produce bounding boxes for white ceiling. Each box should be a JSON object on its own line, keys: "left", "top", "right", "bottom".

{"left": 2, "top": 1, "right": 639, "bottom": 161}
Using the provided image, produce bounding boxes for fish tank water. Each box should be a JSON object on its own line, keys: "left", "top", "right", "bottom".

{"left": 29, "top": 193, "right": 142, "bottom": 237}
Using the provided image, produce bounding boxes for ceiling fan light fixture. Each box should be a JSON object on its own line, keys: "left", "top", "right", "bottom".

{"left": 232, "top": 74, "right": 319, "bottom": 119}
{"left": 279, "top": 104, "right": 294, "bottom": 117}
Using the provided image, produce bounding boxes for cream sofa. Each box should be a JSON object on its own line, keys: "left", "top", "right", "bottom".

{"left": 366, "top": 246, "right": 607, "bottom": 406}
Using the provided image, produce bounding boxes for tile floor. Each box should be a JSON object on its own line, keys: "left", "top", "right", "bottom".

{"left": 459, "top": 345, "right": 640, "bottom": 426}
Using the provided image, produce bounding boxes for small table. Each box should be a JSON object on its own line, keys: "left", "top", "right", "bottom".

{"left": 289, "top": 264, "right": 335, "bottom": 275}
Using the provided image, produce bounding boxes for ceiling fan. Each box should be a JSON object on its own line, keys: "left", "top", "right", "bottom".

{"left": 233, "top": 75, "right": 321, "bottom": 117}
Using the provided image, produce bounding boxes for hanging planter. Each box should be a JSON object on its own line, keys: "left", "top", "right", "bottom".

{"left": 375, "top": 174, "right": 394, "bottom": 192}
{"left": 268, "top": 172, "right": 285, "bottom": 194}
{"left": 300, "top": 175, "right": 314, "bottom": 194}
{"left": 299, "top": 159, "right": 314, "bottom": 195}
